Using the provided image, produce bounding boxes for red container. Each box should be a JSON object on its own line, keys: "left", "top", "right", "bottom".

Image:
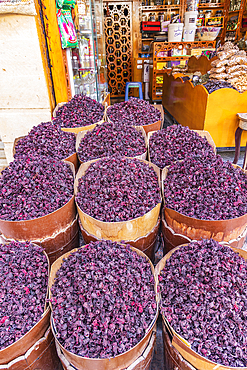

{"left": 142, "top": 21, "right": 161, "bottom": 32}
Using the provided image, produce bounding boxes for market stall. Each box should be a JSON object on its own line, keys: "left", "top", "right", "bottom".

{"left": 162, "top": 42, "right": 247, "bottom": 148}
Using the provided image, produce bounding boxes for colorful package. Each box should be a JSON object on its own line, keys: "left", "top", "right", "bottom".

{"left": 56, "top": 0, "right": 76, "bottom": 8}
{"left": 57, "top": 9, "right": 78, "bottom": 49}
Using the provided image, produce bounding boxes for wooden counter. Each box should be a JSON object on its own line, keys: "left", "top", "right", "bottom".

{"left": 162, "top": 73, "right": 247, "bottom": 148}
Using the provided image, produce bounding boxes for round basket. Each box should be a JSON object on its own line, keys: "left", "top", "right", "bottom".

{"left": 0, "top": 244, "right": 50, "bottom": 365}
{"left": 75, "top": 125, "right": 148, "bottom": 165}
{"left": 49, "top": 244, "right": 159, "bottom": 370}
{"left": 74, "top": 158, "right": 161, "bottom": 241}
{"left": 155, "top": 243, "right": 247, "bottom": 370}
{"left": 53, "top": 102, "right": 106, "bottom": 134}
{"left": 161, "top": 164, "right": 247, "bottom": 242}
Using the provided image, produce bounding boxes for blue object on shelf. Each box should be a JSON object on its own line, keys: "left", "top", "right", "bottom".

{"left": 125, "top": 82, "right": 143, "bottom": 101}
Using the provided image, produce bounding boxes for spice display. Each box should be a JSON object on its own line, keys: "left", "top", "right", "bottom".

{"left": 14, "top": 121, "right": 76, "bottom": 161}
{"left": 77, "top": 122, "right": 146, "bottom": 163}
{"left": 203, "top": 79, "right": 237, "bottom": 93}
{"left": 163, "top": 156, "right": 247, "bottom": 220}
{"left": 0, "top": 157, "right": 74, "bottom": 221}
{"left": 107, "top": 97, "right": 161, "bottom": 126}
{"left": 0, "top": 241, "right": 48, "bottom": 350}
{"left": 76, "top": 157, "right": 161, "bottom": 222}
{"left": 54, "top": 94, "right": 104, "bottom": 128}
{"left": 50, "top": 240, "right": 157, "bottom": 358}
{"left": 149, "top": 125, "right": 216, "bottom": 168}
{"left": 209, "top": 41, "right": 247, "bottom": 92}
{"left": 159, "top": 239, "right": 247, "bottom": 367}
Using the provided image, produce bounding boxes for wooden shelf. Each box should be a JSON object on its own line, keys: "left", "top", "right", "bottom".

{"left": 142, "top": 38, "right": 154, "bottom": 40}
{"left": 157, "top": 55, "right": 190, "bottom": 60}
{"left": 198, "top": 3, "right": 224, "bottom": 7}
{"left": 141, "top": 5, "right": 181, "bottom": 11}
{"left": 228, "top": 9, "right": 241, "bottom": 14}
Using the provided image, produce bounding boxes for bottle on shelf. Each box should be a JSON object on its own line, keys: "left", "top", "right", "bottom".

{"left": 72, "top": 55, "right": 80, "bottom": 95}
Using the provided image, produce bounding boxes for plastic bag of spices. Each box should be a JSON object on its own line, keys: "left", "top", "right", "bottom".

{"left": 218, "top": 41, "right": 235, "bottom": 51}
{"left": 228, "top": 56, "right": 247, "bottom": 66}
{"left": 226, "top": 64, "right": 247, "bottom": 73}
{"left": 209, "top": 73, "right": 228, "bottom": 80}
{"left": 235, "top": 50, "right": 247, "bottom": 57}
{"left": 228, "top": 77, "right": 240, "bottom": 84}
{"left": 217, "top": 49, "right": 237, "bottom": 61}
{"left": 211, "top": 59, "right": 228, "bottom": 68}
{"left": 218, "top": 41, "right": 238, "bottom": 51}
{"left": 209, "top": 66, "right": 226, "bottom": 74}
{"left": 228, "top": 70, "right": 247, "bottom": 79}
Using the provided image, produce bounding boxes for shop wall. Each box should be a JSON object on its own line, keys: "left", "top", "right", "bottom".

{"left": 0, "top": 13, "right": 51, "bottom": 163}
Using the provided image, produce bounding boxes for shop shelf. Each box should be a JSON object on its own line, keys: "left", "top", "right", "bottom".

{"left": 198, "top": 3, "right": 224, "bottom": 7}
{"left": 141, "top": 4, "right": 181, "bottom": 11}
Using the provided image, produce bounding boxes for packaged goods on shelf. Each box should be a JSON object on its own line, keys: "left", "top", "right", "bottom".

{"left": 208, "top": 41, "right": 247, "bottom": 92}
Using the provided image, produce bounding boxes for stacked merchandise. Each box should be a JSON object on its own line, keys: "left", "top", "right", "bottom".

{"left": 209, "top": 41, "right": 247, "bottom": 92}
{"left": 156, "top": 238, "right": 247, "bottom": 368}
{"left": 0, "top": 94, "right": 160, "bottom": 369}
{"left": 1, "top": 92, "right": 247, "bottom": 369}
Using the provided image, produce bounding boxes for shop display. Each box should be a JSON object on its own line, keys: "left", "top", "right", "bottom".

{"left": 158, "top": 239, "right": 247, "bottom": 367}
{"left": 107, "top": 97, "right": 161, "bottom": 126}
{"left": 14, "top": 121, "right": 76, "bottom": 161}
{"left": 77, "top": 122, "right": 146, "bottom": 163}
{"left": 163, "top": 156, "right": 247, "bottom": 220}
{"left": 76, "top": 157, "right": 161, "bottom": 222}
{"left": 196, "top": 26, "right": 221, "bottom": 40}
{"left": 0, "top": 157, "right": 74, "bottom": 221}
{"left": 186, "top": 0, "right": 199, "bottom": 12}
{"left": 149, "top": 41, "right": 216, "bottom": 101}
{"left": 104, "top": 2, "right": 132, "bottom": 97}
{"left": 56, "top": 8, "right": 78, "bottom": 49}
{"left": 65, "top": 0, "right": 108, "bottom": 102}
{"left": 0, "top": 241, "right": 48, "bottom": 350}
{"left": 50, "top": 240, "right": 157, "bottom": 358}
{"left": 209, "top": 41, "right": 247, "bottom": 91}
{"left": 54, "top": 94, "right": 105, "bottom": 129}
{"left": 149, "top": 125, "right": 216, "bottom": 168}
{"left": 202, "top": 79, "right": 237, "bottom": 92}
{"left": 232, "top": 75, "right": 247, "bottom": 92}
{"left": 168, "top": 22, "right": 184, "bottom": 42}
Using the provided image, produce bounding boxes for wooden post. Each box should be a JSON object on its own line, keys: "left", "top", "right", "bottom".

{"left": 38, "top": 0, "right": 69, "bottom": 104}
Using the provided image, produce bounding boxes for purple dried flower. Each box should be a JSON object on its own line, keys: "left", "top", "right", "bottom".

{"left": 76, "top": 157, "right": 161, "bottom": 222}
{"left": 159, "top": 239, "right": 247, "bottom": 367}
{"left": 163, "top": 156, "right": 247, "bottom": 220}
{"left": 14, "top": 121, "right": 76, "bottom": 161}
{"left": 149, "top": 125, "right": 216, "bottom": 168}
{"left": 54, "top": 94, "right": 104, "bottom": 128}
{"left": 77, "top": 122, "right": 146, "bottom": 162}
{"left": 51, "top": 240, "right": 156, "bottom": 358}
{"left": 0, "top": 156, "right": 74, "bottom": 221}
{"left": 0, "top": 241, "right": 48, "bottom": 350}
{"left": 107, "top": 97, "right": 161, "bottom": 126}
